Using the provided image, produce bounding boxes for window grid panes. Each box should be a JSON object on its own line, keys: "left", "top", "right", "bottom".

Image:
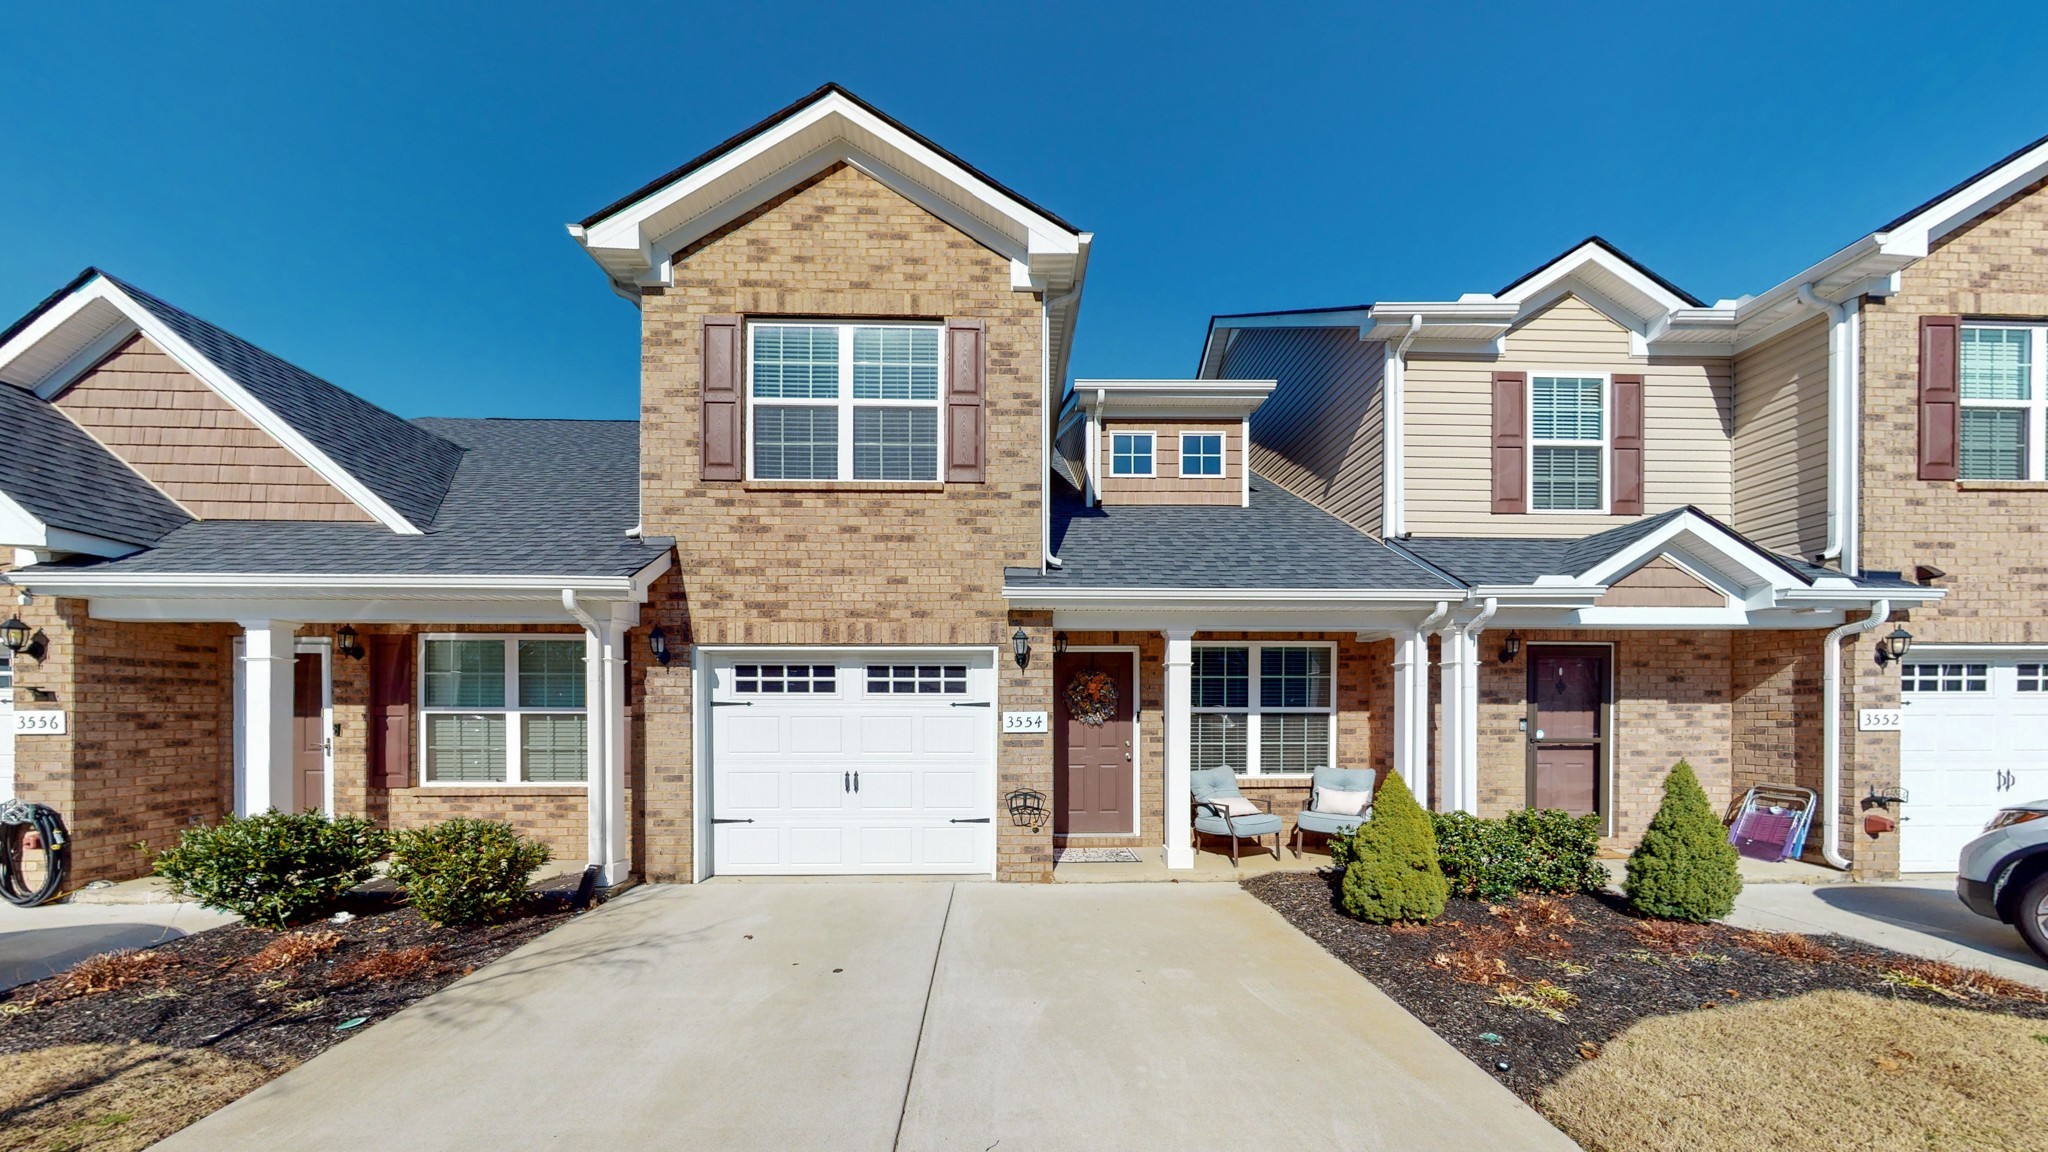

{"left": 1960, "top": 324, "right": 2047, "bottom": 480}
{"left": 1111, "top": 432, "right": 1154, "bottom": 476}
{"left": 1901, "top": 663, "right": 1988, "bottom": 693}
{"left": 2020, "top": 663, "right": 2047, "bottom": 692}
{"left": 748, "top": 322, "right": 943, "bottom": 482}
{"left": 1529, "top": 375, "right": 1605, "bottom": 511}
{"left": 1190, "top": 644, "right": 1335, "bottom": 776}
{"left": 866, "top": 664, "right": 968, "bottom": 695}
{"left": 420, "top": 638, "right": 586, "bottom": 785}
{"left": 733, "top": 664, "right": 836, "bottom": 694}
{"left": 1180, "top": 433, "right": 1223, "bottom": 477}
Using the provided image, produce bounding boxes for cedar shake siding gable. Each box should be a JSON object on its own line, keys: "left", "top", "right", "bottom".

{"left": 1216, "top": 326, "right": 1386, "bottom": 533}
{"left": 52, "top": 333, "right": 377, "bottom": 522}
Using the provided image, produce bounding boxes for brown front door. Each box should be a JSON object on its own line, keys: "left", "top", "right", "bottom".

{"left": 1527, "top": 646, "right": 1607, "bottom": 817}
{"left": 292, "top": 654, "right": 327, "bottom": 814}
{"left": 1054, "top": 653, "right": 1135, "bottom": 835}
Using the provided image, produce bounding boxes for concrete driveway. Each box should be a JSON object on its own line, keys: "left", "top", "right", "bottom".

{"left": 158, "top": 882, "right": 1574, "bottom": 1152}
{"left": 1729, "top": 877, "right": 2048, "bottom": 989}
{"left": 0, "top": 898, "right": 234, "bottom": 993}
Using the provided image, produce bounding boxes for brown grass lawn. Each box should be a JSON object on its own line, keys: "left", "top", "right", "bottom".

{"left": 0, "top": 1044, "right": 274, "bottom": 1152}
{"left": 1541, "top": 989, "right": 2048, "bottom": 1152}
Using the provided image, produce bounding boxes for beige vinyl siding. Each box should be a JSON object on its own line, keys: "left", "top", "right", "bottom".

{"left": 1731, "top": 315, "right": 1829, "bottom": 559}
{"left": 1218, "top": 326, "right": 1385, "bottom": 532}
{"left": 1403, "top": 294, "right": 1731, "bottom": 536}
{"left": 1096, "top": 419, "right": 1241, "bottom": 505}
{"left": 54, "top": 334, "right": 373, "bottom": 522}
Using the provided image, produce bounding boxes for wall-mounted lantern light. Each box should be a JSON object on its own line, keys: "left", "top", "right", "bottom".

{"left": 1011, "top": 627, "right": 1032, "bottom": 669}
{"left": 1053, "top": 631, "right": 1068, "bottom": 656}
{"left": 1499, "top": 631, "right": 1522, "bottom": 664}
{"left": 335, "top": 624, "right": 366, "bottom": 661}
{"left": 1876, "top": 625, "right": 1914, "bottom": 666}
{"left": 648, "top": 626, "right": 671, "bottom": 666}
{"left": 1, "top": 616, "right": 45, "bottom": 662}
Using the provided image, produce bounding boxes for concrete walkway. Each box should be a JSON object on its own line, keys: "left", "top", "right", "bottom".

{"left": 158, "top": 883, "right": 1574, "bottom": 1152}
{"left": 1728, "top": 878, "right": 2048, "bottom": 989}
{"left": 0, "top": 897, "right": 234, "bottom": 992}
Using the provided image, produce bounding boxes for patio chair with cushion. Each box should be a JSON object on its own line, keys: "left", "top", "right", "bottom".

{"left": 1190, "top": 766, "right": 1284, "bottom": 864}
{"left": 1292, "top": 766, "right": 1378, "bottom": 858}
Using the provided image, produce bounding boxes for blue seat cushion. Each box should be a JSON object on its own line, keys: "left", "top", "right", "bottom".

{"left": 1194, "top": 811, "right": 1284, "bottom": 838}
{"left": 1296, "top": 808, "right": 1368, "bottom": 836}
{"left": 1313, "top": 766, "right": 1379, "bottom": 797}
{"left": 1189, "top": 767, "right": 1242, "bottom": 803}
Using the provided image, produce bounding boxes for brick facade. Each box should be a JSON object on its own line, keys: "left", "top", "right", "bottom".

{"left": 635, "top": 162, "right": 1049, "bottom": 881}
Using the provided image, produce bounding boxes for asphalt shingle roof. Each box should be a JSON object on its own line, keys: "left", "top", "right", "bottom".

{"left": 30, "top": 418, "right": 670, "bottom": 578}
{"left": 0, "top": 384, "right": 190, "bottom": 546}
{"left": 1004, "top": 475, "right": 1458, "bottom": 592}
{"left": 103, "top": 273, "right": 466, "bottom": 530}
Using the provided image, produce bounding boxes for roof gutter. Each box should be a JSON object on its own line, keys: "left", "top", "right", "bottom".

{"left": 1382, "top": 314, "right": 1423, "bottom": 538}
{"left": 1799, "top": 283, "right": 1860, "bottom": 574}
{"left": 1820, "top": 599, "right": 1889, "bottom": 870}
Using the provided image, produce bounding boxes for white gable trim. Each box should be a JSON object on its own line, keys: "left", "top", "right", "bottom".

{"left": 1881, "top": 137, "right": 2048, "bottom": 258}
{"left": 1577, "top": 512, "right": 1793, "bottom": 597}
{"left": 1497, "top": 241, "right": 1693, "bottom": 313}
{"left": 2, "top": 277, "right": 422, "bottom": 536}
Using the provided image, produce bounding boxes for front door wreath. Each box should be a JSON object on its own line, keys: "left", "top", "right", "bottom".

{"left": 1064, "top": 668, "right": 1119, "bottom": 726}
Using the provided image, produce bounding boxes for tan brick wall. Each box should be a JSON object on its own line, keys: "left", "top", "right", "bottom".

{"left": 636, "top": 161, "right": 1047, "bottom": 880}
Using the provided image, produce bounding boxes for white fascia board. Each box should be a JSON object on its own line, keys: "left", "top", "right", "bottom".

{"left": 0, "top": 486, "right": 143, "bottom": 559}
{"left": 1362, "top": 302, "right": 1519, "bottom": 343}
{"left": 1000, "top": 586, "right": 1464, "bottom": 611}
{"left": 13, "top": 278, "right": 423, "bottom": 535}
{"left": 579, "top": 93, "right": 1081, "bottom": 288}
{"left": 1882, "top": 141, "right": 2048, "bottom": 255}
{"left": 79, "top": 596, "right": 623, "bottom": 625}
{"left": 0, "top": 285, "right": 121, "bottom": 387}
{"left": 1072, "top": 379, "right": 1276, "bottom": 418}
{"left": 1575, "top": 513, "right": 1790, "bottom": 592}
{"left": 7, "top": 571, "right": 644, "bottom": 599}
{"left": 1774, "top": 585, "right": 1945, "bottom": 607}
{"left": 1496, "top": 243, "right": 1691, "bottom": 314}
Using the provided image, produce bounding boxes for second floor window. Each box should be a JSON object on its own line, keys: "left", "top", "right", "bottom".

{"left": 1180, "top": 432, "right": 1223, "bottom": 477}
{"left": 1530, "top": 375, "right": 1605, "bottom": 511}
{"left": 1960, "top": 324, "right": 2044, "bottom": 480}
{"left": 749, "top": 322, "right": 942, "bottom": 482}
{"left": 1111, "top": 432, "right": 1154, "bottom": 476}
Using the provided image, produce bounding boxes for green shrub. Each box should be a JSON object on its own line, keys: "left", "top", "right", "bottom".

{"left": 1337, "top": 773, "right": 1448, "bottom": 924}
{"left": 153, "top": 810, "right": 387, "bottom": 930}
{"left": 388, "top": 819, "right": 551, "bottom": 927}
{"left": 1431, "top": 808, "right": 1606, "bottom": 901}
{"left": 1625, "top": 760, "right": 1743, "bottom": 922}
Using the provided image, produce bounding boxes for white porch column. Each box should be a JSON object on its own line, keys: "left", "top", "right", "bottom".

{"left": 580, "top": 615, "right": 633, "bottom": 887}
{"left": 1162, "top": 628, "right": 1195, "bottom": 870}
{"left": 1454, "top": 625, "right": 1484, "bottom": 815}
{"left": 1391, "top": 629, "right": 1425, "bottom": 792}
{"left": 236, "top": 621, "right": 300, "bottom": 816}
{"left": 1437, "top": 625, "right": 1468, "bottom": 814}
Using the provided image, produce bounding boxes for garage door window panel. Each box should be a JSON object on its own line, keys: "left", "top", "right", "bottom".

{"left": 733, "top": 664, "right": 836, "bottom": 694}
{"left": 1902, "top": 663, "right": 1988, "bottom": 693}
{"left": 867, "top": 664, "right": 968, "bottom": 695}
{"left": 749, "top": 322, "right": 943, "bottom": 482}
{"left": 421, "top": 637, "right": 587, "bottom": 785}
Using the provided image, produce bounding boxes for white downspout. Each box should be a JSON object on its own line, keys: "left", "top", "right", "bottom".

{"left": 1799, "top": 283, "right": 1860, "bottom": 574}
{"left": 1455, "top": 596, "right": 1498, "bottom": 815}
{"left": 1821, "top": 599, "right": 1890, "bottom": 870}
{"left": 1043, "top": 285, "right": 1082, "bottom": 571}
{"left": 1381, "top": 314, "right": 1423, "bottom": 539}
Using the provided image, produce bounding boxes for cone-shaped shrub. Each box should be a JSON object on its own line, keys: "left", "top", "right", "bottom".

{"left": 1338, "top": 772, "right": 1449, "bottom": 924}
{"left": 1625, "top": 760, "right": 1742, "bottom": 922}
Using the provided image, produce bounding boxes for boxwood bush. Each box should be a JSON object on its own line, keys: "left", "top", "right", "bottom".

{"left": 1430, "top": 808, "right": 1607, "bottom": 901}
{"left": 153, "top": 810, "right": 388, "bottom": 930}
{"left": 388, "top": 819, "right": 551, "bottom": 927}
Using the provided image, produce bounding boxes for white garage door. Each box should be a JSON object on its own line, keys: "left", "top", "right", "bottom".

{"left": 1900, "top": 655, "right": 2048, "bottom": 872}
{"left": 708, "top": 650, "right": 996, "bottom": 876}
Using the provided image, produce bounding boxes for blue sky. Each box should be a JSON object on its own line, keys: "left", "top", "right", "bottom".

{"left": 5, "top": 3, "right": 2047, "bottom": 420}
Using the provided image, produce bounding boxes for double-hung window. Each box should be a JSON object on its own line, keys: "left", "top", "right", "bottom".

{"left": 748, "top": 322, "right": 943, "bottom": 482}
{"left": 1190, "top": 643, "right": 1335, "bottom": 776}
{"left": 1959, "top": 324, "right": 2046, "bottom": 480}
{"left": 1529, "top": 375, "right": 1606, "bottom": 511}
{"left": 1179, "top": 432, "right": 1223, "bottom": 477}
{"left": 420, "top": 637, "right": 587, "bottom": 785}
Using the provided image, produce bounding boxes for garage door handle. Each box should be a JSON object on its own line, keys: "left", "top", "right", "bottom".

{"left": 951, "top": 701, "right": 990, "bottom": 708}
{"left": 712, "top": 818, "right": 753, "bottom": 824}
{"left": 950, "top": 817, "right": 990, "bottom": 824}
{"left": 712, "top": 700, "right": 752, "bottom": 707}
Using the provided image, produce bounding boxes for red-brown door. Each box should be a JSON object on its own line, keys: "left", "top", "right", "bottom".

{"left": 1054, "top": 653, "right": 1135, "bottom": 835}
{"left": 292, "top": 654, "right": 327, "bottom": 814}
{"left": 1528, "top": 646, "right": 1606, "bottom": 817}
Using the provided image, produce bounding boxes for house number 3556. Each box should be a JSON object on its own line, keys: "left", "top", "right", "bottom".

{"left": 12, "top": 711, "right": 68, "bottom": 735}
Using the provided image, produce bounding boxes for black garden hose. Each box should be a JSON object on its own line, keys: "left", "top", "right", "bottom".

{"left": 0, "top": 800, "right": 70, "bottom": 907}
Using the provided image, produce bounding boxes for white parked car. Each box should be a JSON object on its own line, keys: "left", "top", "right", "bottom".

{"left": 1957, "top": 800, "right": 2048, "bottom": 962}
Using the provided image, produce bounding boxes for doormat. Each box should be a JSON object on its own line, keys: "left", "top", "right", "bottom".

{"left": 1055, "top": 847, "right": 1143, "bottom": 864}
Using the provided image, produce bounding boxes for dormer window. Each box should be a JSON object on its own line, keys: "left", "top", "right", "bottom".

{"left": 1180, "top": 433, "right": 1224, "bottom": 477}
{"left": 748, "top": 321, "right": 942, "bottom": 481}
{"left": 1110, "top": 432, "right": 1155, "bottom": 476}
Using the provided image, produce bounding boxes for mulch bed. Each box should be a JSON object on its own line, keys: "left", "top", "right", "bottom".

{"left": 0, "top": 881, "right": 585, "bottom": 1073}
{"left": 1245, "top": 870, "right": 2048, "bottom": 1103}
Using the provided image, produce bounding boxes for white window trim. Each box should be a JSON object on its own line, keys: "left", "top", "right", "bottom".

{"left": 1109, "top": 430, "right": 1157, "bottom": 478}
{"left": 1526, "top": 371, "right": 1611, "bottom": 514}
{"left": 1178, "top": 431, "right": 1225, "bottom": 479}
{"left": 417, "top": 634, "right": 589, "bottom": 788}
{"left": 1959, "top": 322, "right": 2047, "bottom": 481}
{"left": 743, "top": 320, "right": 947, "bottom": 483}
{"left": 1190, "top": 641, "right": 1338, "bottom": 777}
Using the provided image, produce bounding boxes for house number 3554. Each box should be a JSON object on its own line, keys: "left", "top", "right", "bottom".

{"left": 1002, "top": 711, "right": 1049, "bottom": 734}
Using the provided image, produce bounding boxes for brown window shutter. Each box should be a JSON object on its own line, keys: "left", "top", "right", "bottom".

{"left": 1611, "top": 374, "right": 1645, "bottom": 515}
{"left": 1919, "top": 315, "right": 1961, "bottom": 480}
{"left": 366, "top": 633, "right": 414, "bottom": 790}
{"left": 1491, "top": 371, "right": 1528, "bottom": 514}
{"left": 945, "top": 318, "right": 986, "bottom": 483}
{"left": 701, "top": 315, "right": 743, "bottom": 481}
